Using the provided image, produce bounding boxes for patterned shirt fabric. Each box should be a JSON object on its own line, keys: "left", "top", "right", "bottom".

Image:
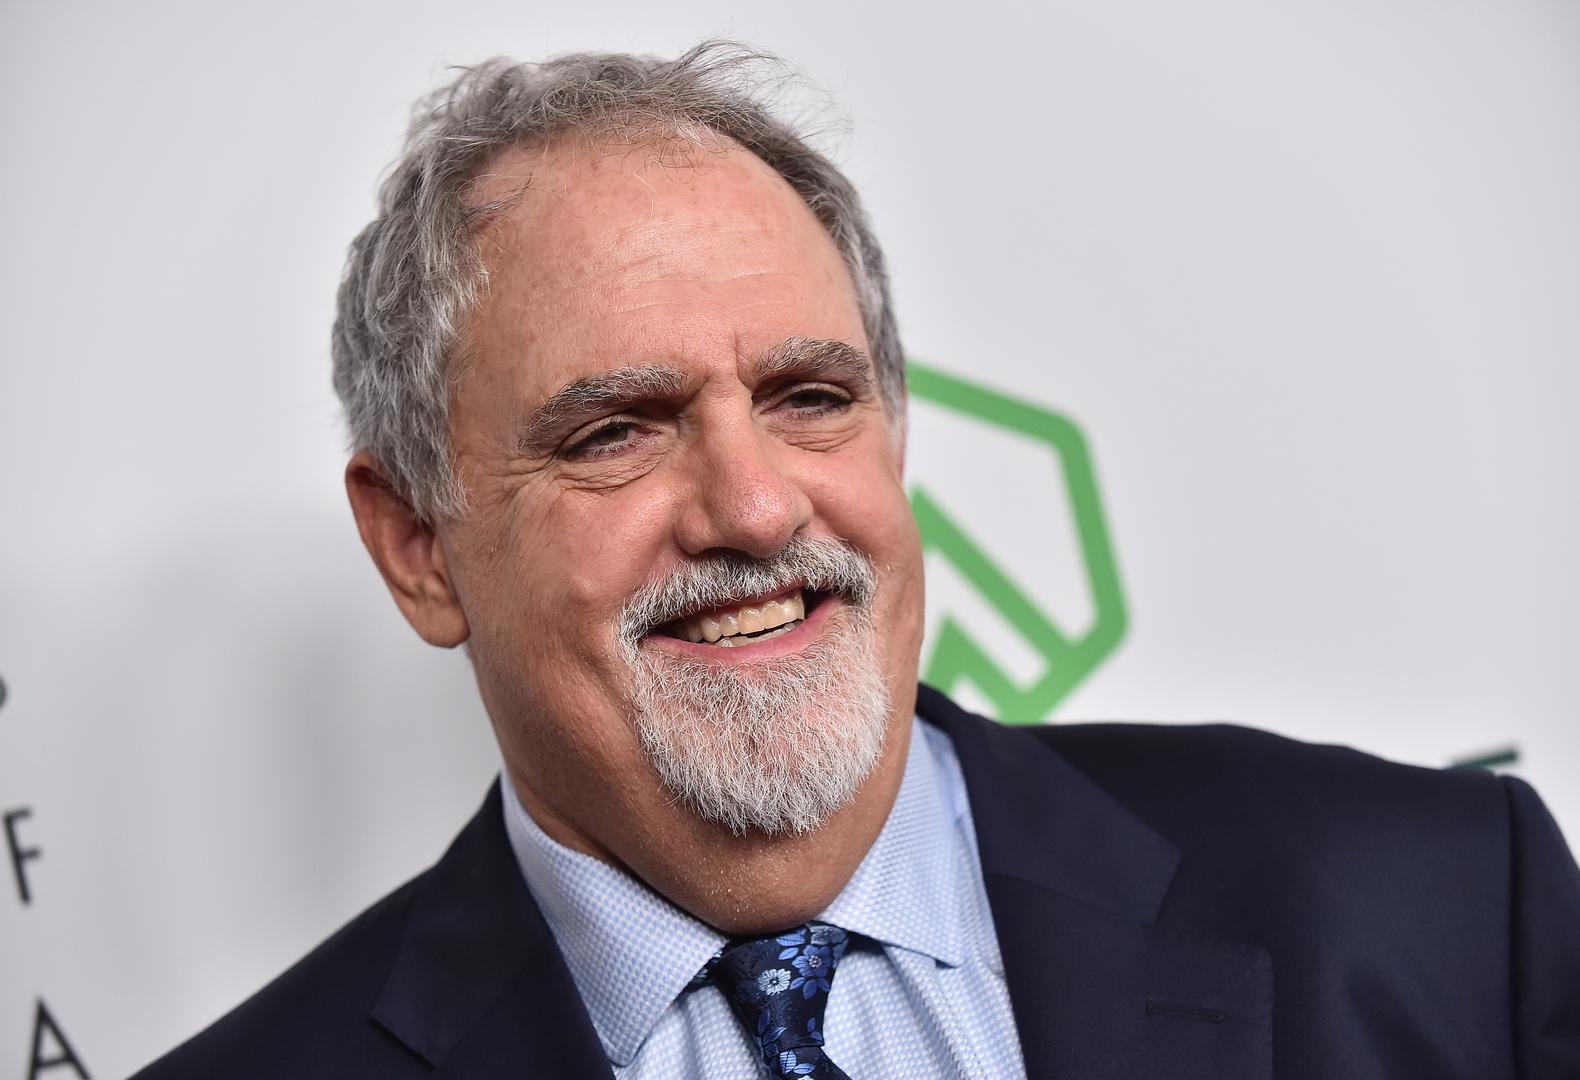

{"left": 499, "top": 717, "right": 1028, "bottom": 1079}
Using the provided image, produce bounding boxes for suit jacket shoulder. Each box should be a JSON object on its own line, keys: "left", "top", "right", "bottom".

{"left": 1031, "top": 719, "right": 1514, "bottom": 917}
{"left": 916, "top": 685, "right": 1580, "bottom": 1080}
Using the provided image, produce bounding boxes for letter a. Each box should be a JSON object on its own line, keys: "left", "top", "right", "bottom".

{"left": 29, "top": 998, "right": 90, "bottom": 1079}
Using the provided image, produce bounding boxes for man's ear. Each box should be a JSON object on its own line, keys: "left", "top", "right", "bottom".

{"left": 345, "top": 451, "right": 470, "bottom": 648}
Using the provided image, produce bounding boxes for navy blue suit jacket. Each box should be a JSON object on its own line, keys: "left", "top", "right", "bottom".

{"left": 135, "top": 685, "right": 1580, "bottom": 1078}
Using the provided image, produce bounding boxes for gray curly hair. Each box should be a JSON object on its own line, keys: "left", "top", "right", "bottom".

{"left": 330, "top": 41, "right": 904, "bottom": 523}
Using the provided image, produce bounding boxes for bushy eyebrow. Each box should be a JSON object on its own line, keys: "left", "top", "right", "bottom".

{"left": 518, "top": 364, "right": 689, "bottom": 455}
{"left": 752, "top": 337, "right": 874, "bottom": 391}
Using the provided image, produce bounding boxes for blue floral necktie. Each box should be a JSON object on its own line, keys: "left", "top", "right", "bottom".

{"left": 704, "top": 922, "right": 854, "bottom": 1079}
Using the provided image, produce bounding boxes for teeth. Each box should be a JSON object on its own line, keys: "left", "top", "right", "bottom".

{"left": 664, "top": 589, "right": 813, "bottom": 644}
{"left": 700, "top": 618, "right": 804, "bottom": 647}
{"left": 738, "top": 606, "right": 763, "bottom": 634}
{"left": 755, "top": 621, "right": 798, "bottom": 641}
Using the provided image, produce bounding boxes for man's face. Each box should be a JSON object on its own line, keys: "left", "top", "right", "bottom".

{"left": 434, "top": 136, "right": 924, "bottom": 894}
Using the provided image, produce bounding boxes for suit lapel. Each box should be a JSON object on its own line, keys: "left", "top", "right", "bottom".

{"left": 370, "top": 784, "right": 614, "bottom": 1079}
{"left": 919, "top": 686, "right": 1273, "bottom": 1080}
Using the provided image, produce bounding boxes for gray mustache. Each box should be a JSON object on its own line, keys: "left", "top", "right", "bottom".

{"left": 617, "top": 536, "right": 877, "bottom": 644}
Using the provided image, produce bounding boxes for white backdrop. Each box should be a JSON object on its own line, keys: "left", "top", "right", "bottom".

{"left": 2, "top": 1, "right": 1576, "bottom": 1076}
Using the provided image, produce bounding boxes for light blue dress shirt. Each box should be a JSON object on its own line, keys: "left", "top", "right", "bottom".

{"left": 500, "top": 717, "right": 1028, "bottom": 1079}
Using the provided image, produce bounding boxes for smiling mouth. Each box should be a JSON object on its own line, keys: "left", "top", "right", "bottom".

{"left": 653, "top": 588, "right": 822, "bottom": 648}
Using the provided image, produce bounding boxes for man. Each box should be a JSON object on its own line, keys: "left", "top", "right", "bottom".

{"left": 136, "top": 42, "right": 1579, "bottom": 1080}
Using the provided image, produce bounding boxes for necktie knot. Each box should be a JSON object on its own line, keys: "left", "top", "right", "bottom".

{"left": 705, "top": 922, "right": 853, "bottom": 1079}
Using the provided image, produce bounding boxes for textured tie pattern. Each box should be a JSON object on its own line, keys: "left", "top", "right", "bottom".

{"left": 707, "top": 923, "right": 853, "bottom": 1079}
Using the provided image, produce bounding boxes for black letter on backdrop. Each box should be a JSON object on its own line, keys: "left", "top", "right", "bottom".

{"left": 5, "top": 806, "right": 42, "bottom": 904}
{"left": 28, "top": 999, "right": 91, "bottom": 1079}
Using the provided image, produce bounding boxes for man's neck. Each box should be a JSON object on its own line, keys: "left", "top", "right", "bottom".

{"left": 501, "top": 704, "right": 916, "bottom": 934}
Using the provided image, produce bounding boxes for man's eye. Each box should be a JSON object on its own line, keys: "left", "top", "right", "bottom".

{"left": 778, "top": 386, "right": 851, "bottom": 414}
{"left": 566, "top": 421, "right": 636, "bottom": 459}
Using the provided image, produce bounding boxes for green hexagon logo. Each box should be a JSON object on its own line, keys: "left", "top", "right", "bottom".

{"left": 907, "top": 363, "right": 1128, "bottom": 724}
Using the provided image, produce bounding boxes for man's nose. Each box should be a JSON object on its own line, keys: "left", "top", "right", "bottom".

{"left": 675, "top": 423, "right": 813, "bottom": 559}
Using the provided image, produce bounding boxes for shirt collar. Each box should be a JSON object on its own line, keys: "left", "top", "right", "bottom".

{"left": 500, "top": 777, "right": 724, "bottom": 1067}
{"left": 499, "top": 714, "right": 965, "bottom": 1066}
{"left": 817, "top": 716, "right": 966, "bottom": 968}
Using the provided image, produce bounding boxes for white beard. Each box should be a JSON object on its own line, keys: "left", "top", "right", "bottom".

{"left": 617, "top": 538, "right": 891, "bottom": 836}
